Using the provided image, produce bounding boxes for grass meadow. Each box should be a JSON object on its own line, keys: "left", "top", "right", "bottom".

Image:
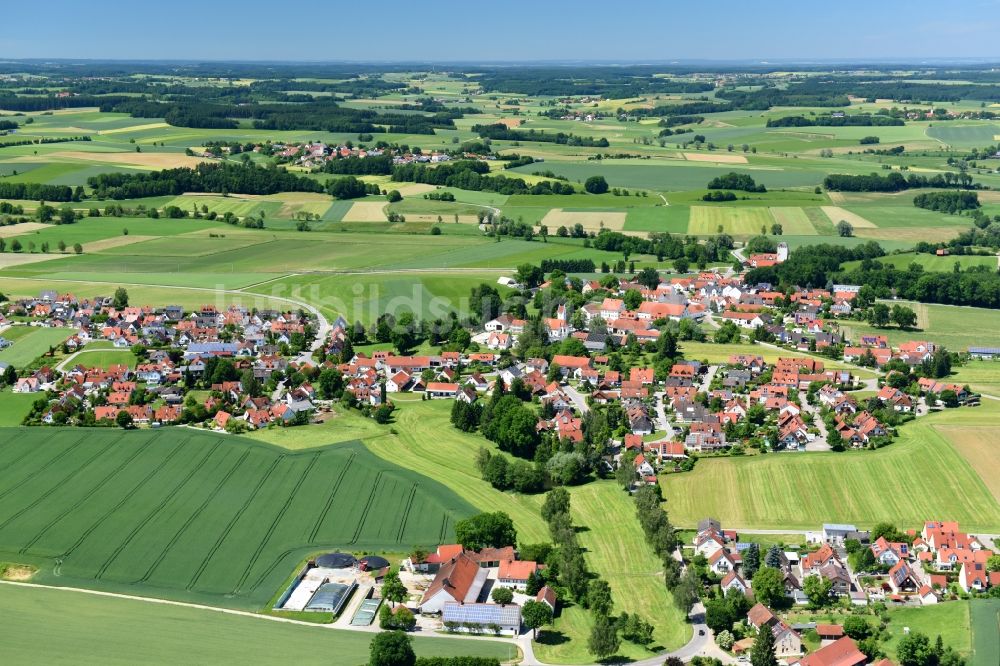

{"left": 0, "top": 584, "right": 514, "bottom": 665}
{"left": 660, "top": 401, "right": 1000, "bottom": 531}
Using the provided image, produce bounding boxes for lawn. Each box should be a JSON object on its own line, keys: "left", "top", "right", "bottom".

{"left": 0, "top": 326, "right": 76, "bottom": 368}
{"left": 883, "top": 602, "right": 971, "bottom": 660}
{"left": 0, "top": 390, "right": 34, "bottom": 426}
{"left": 0, "top": 584, "right": 515, "bottom": 665}
{"left": 660, "top": 402, "right": 1000, "bottom": 531}
{"left": 0, "top": 428, "right": 477, "bottom": 609}
{"left": 63, "top": 348, "right": 140, "bottom": 370}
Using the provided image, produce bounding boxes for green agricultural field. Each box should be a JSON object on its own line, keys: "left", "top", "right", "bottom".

{"left": 970, "top": 599, "right": 1000, "bottom": 666}
{"left": 624, "top": 205, "right": 690, "bottom": 233}
{"left": 840, "top": 301, "right": 1000, "bottom": 352}
{"left": 768, "top": 207, "right": 818, "bottom": 235}
{"left": 247, "top": 270, "right": 512, "bottom": 324}
{"left": 0, "top": 277, "right": 291, "bottom": 313}
{"left": 0, "top": 584, "right": 515, "bottom": 666}
{"left": 688, "top": 205, "right": 774, "bottom": 236}
{"left": 949, "top": 360, "right": 1000, "bottom": 397}
{"left": 508, "top": 159, "right": 827, "bottom": 191}
{"left": 0, "top": 326, "right": 76, "bottom": 368}
{"left": 842, "top": 251, "right": 998, "bottom": 272}
{"left": 0, "top": 428, "right": 476, "bottom": 609}
{"left": 661, "top": 402, "right": 1000, "bottom": 531}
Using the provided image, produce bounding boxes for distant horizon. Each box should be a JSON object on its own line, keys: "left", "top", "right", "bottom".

{"left": 3, "top": 57, "right": 1000, "bottom": 68}
{"left": 3, "top": 0, "right": 1000, "bottom": 61}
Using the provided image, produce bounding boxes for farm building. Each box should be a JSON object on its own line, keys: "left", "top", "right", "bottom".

{"left": 441, "top": 602, "right": 522, "bottom": 636}
{"left": 418, "top": 552, "right": 489, "bottom": 613}
{"left": 968, "top": 346, "right": 1000, "bottom": 360}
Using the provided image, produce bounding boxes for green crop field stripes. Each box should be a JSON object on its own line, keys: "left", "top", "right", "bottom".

{"left": 0, "top": 429, "right": 478, "bottom": 609}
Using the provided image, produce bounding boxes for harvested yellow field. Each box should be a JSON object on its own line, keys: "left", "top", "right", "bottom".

{"left": 820, "top": 205, "right": 877, "bottom": 228}
{"left": 0, "top": 223, "right": 49, "bottom": 238}
{"left": 496, "top": 118, "right": 523, "bottom": 128}
{"left": 83, "top": 235, "right": 157, "bottom": 253}
{"left": 96, "top": 122, "right": 170, "bottom": 135}
{"left": 44, "top": 151, "right": 209, "bottom": 169}
{"left": 684, "top": 152, "right": 748, "bottom": 164}
{"left": 976, "top": 190, "right": 1000, "bottom": 203}
{"left": 934, "top": 426, "right": 1000, "bottom": 503}
{"left": 341, "top": 200, "right": 388, "bottom": 222}
{"left": 540, "top": 208, "right": 627, "bottom": 232}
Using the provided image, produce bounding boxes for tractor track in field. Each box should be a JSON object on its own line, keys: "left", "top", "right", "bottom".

{"left": 20, "top": 431, "right": 148, "bottom": 553}
{"left": 137, "top": 446, "right": 252, "bottom": 584}
{"left": 395, "top": 484, "right": 419, "bottom": 544}
{"left": 96, "top": 440, "right": 223, "bottom": 581}
{"left": 307, "top": 451, "right": 355, "bottom": 542}
{"left": 232, "top": 451, "right": 322, "bottom": 595}
{"left": 58, "top": 435, "right": 190, "bottom": 561}
{"left": 0, "top": 433, "right": 89, "bottom": 504}
{"left": 185, "top": 455, "right": 285, "bottom": 591}
{"left": 0, "top": 433, "right": 123, "bottom": 535}
{"left": 348, "top": 471, "right": 383, "bottom": 545}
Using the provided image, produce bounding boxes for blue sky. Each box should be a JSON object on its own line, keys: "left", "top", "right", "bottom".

{"left": 2, "top": 0, "right": 999, "bottom": 61}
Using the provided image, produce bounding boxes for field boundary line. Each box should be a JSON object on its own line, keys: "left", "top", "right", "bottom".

{"left": 95, "top": 440, "right": 224, "bottom": 580}
{"left": 57, "top": 434, "right": 190, "bottom": 560}
{"left": 0, "top": 432, "right": 123, "bottom": 535}
{"left": 137, "top": 447, "right": 252, "bottom": 584}
{"left": 20, "top": 431, "right": 155, "bottom": 553}
{"left": 186, "top": 455, "right": 285, "bottom": 591}
{"left": 348, "top": 471, "right": 384, "bottom": 545}
{"left": 233, "top": 451, "right": 322, "bottom": 595}
{"left": 307, "top": 451, "right": 355, "bottom": 542}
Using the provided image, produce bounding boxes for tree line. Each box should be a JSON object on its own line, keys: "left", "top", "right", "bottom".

{"left": 391, "top": 160, "right": 575, "bottom": 195}
{"left": 766, "top": 114, "right": 904, "bottom": 127}
{"left": 86, "top": 161, "right": 325, "bottom": 199}
{"left": 912, "top": 191, "right": 980, "bottom": 213}
{"left": 822, "top": 171, "right": 981, "bottom": 192}
{"left": 472, "top": 124, "right": 609, "bottom": 148}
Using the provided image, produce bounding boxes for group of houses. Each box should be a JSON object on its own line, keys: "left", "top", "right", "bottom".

{"left": 402, "top": 544, "right": 556, "bottom": 636}
{"left": 2, "top": 292, "right": 319, "bottom": 429}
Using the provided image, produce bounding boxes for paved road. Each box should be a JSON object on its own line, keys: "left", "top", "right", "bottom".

{"left": 653, "top": 390, "right": 676, "bottom": 440}
{"left": 562, "top": 382, "right": 591, "bottom": 414}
